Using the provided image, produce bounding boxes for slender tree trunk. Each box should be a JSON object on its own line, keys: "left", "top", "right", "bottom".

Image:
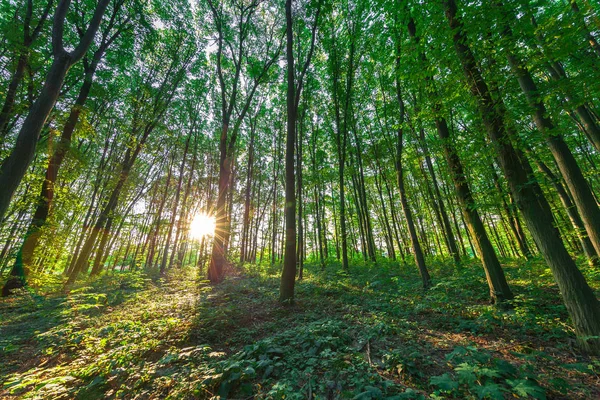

{"left": 384, "top": 174, "right": 406, "bottom": 262}
{"left": 505, "top": 52, "right": 600, "bottom": 259}
{"left": 396, "top": 125, "right": 430, "bottom": 288}
{"left": 8, "top": 56, "right": 103, "bottom": 288}
{"left": 435, "top": 114, "right": 513, "bottom": 302}
{"left": 280, "top": 0, "right": 297, "bottom": 303}
{"left": 240, "top": 117, "right": 257, "bottom": 263}
{"left": 351, "top": 124, "right": 376, "bottom": 262}
{"left": 350, "top": 172, "right": 367, "bottom": 260}
{"left": 534, "top": 157, "right": 599, "bottom": 266}
{"left": 67, "top": 140, "right": 155, "bottom": 285}
{"left": 0, "top": 0, "right": 110, "bottom": 222}
{"left": 419, "top": 131, "right": 460, "bottom": 264}
{"left": 161, "top": 138, "right": 190, "bottom": 274}
{"left": 147, "top": 159, "right": 174, "bottom": 269}
{"left": 296, "top": 117, "right": 304, "bottom": 278}
{"left": 177, "top": 132, "right": 198, "bottom": 266}
{"left": 331, "top": 184, "right": 340, "bottom": 261}
{"left": 338, "top": 161, "right": 349, "bottom": 270}
{"left": 374, "top": 172, "right": 396, "bottom": 260}
{"left": 445, "top": 0, "right": 600, "bottom": 352}
{"left": 271, "top": 135, "right": 280, "bottom": 265}
{"left": 394, "top": 51, "right": 430, "bottom": 288}
{"left": 489, "top": 165, "right": 532, "bottom": 259}
{"left": 90, "top": 217, "right": 113, "bottom": 275}
{"left": 312, "top": 127, "right": 325, "bottom": 268}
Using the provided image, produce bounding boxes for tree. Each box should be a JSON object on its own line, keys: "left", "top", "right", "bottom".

{"left": 66, "top": 29, "right": 194, "bottom": 286}
{"left": 205, "top": 0, "right": 282, "bottom": 283}
{"left": 2, "top": 0, "right": 133, "bottom": 295}
{"left": 0, "top": 0, "right": 111, "bottom": 222}
{"left": 444, "top": 0, "right": 600, "bottom": 353}
{"left": 0, "top": 0, "right": 54, "bottom": 138}
{"left": 406, "top": 15, "right": 512, "bottom": 303}
{"left": 280, "top": 0, "right": 321, "bottom": 304}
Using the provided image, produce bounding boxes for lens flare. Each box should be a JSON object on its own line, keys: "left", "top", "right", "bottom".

{"left": 189, "top": 213, "right": 216, "bottom": 239}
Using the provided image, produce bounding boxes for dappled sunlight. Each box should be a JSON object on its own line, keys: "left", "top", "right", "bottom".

{"left": 2, "top": 262, "right": 599, "bottom": 399}
{"left": 1, "top": 0, "right": 600, "bottom": 397}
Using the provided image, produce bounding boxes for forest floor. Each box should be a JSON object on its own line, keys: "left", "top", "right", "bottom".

{"left": 1, "top": 259, "right": 600, "bottom": 399}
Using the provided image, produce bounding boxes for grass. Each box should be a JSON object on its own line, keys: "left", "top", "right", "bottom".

{"left": 1, "top": 257, "right": 599, "bottom": 399}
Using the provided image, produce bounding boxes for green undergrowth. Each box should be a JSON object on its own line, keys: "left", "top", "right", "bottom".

{"left": 1, "top": 257, "right": 599, "bottom": 399}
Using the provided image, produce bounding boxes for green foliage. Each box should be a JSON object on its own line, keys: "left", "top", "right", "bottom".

{"left": 1, "top": 2, "right": 600, "bottom": 399}
{"left": 2, "top": 260, "right": 598, "bottom": 398}
{"left": 428, "top": 345, "right": 546, "bottom": 399}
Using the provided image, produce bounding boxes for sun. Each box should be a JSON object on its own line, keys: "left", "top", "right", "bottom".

{"left": 189, "top": 213, "right": 216, "bottom": 240}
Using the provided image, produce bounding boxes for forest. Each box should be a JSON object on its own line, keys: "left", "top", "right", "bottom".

{"left": 1, "top": 0, "right": 600, "bottom": 398}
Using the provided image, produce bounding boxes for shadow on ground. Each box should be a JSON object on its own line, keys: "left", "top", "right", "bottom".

{"left": 1, "top": 259, "right": 599, "bottom": 399}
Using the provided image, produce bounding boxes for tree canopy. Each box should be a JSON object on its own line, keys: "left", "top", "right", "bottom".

{"left": 1, "top": 0, "right": 600, "bottom": 398}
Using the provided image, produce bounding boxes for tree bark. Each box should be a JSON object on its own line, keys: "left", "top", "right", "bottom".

{"left": 445, "top": 0, "right": 600, "bottom": 352}
{"left": 0, "top": 0, "right": 54, "bottom": 137}
{"left": 0, "top": 0, "right": 110, "bottom": 223}
{"left": 161, "top": 133, "right": 191, "bottom": 274}
{"left": 394, "top": 40, "right": 430, "bottom": 289}
{"left": 504, "top": 50, "right": 600, "bottom": 260}
{"left": 534, "top": 156, "right": 598, "bottom": 266}
{"left": 279, "top": 0, "right": 297, "bottom": 304}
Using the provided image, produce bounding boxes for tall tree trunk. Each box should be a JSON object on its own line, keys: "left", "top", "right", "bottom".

{"left": 489, "top": 165, "right": 532, "bottom": 259}
{"left": 146, "top": 159, "right": 174, "bottom": 271}
{"left": 271, "top": 133, "right": 280, "bottom": 265}
{"left": 396, "top": 124, "right": 430, "bottom": 288}
{"left": 350, "top": 171, "right": 368, "bottom": 260}
{"left": 67, "top": 127, "right": 164, "bottom": 286}
{"left": 503, "top": 48, "right": 600, "bottom": 259}
{"left": 331, "top": 183, "right": 340, "bottom": 261}
{"left": 0, "top": 0, "right": 54, "bottom": 137}
{"left": 177, "top": 132, "right": 199, "bottom": 266}
{"left": 206, "top": 0, "right": 280, "bottom": 283}
{"left": 407, "top": 14, "right": 512, "bottom": 301}
{"left": 90, "top": 217, "right": 113, "bottom": 275}
{"left": 8, "top": 52, "right": 104, "bottom": 288}
{"left": 161, "top": 133, "right": 191, "bottom": 274}
{"left": 0, "top": 0, "right": 111, "bottom": 222}
{"left": 445, "top": 0, "right": 600, "bottom": 352}
{"left": 437, "top": 117, "right": 513, "bottom": 302}
{"left": 280, "top": 0, "right": 297, "bottom": 303}
{"left": 534, "top": 156, "right": 599, "bottom": 266}
{"left": 240, "top": 119, "right": 256, "bottom": 263}
{"left": 418, "top": 128, "right": 460, "bottom": 264}
{"left": 374, "top": 171, "right": 396, "bottom": 260}
{"left": 351, "top": 121, "right": 376, "bottom": 262}
{"left": 296, "top": 112, "right": 304, "bottom": 278}
{"left": 394, "top": 48, "right": 430, "bottom": 288}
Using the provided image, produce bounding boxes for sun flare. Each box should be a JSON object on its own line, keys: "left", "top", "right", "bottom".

{"left": 189, "top": 213, "right": 216, "bottom": 240}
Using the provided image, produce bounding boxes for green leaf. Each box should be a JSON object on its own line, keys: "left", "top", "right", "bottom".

{"left": 473, "top": 382, "right": 505, "bottom": 400}
{"left": 507, "top": 379, "right": 546, "bottom": 399}
{"left": 455, "top": 362, "right": 477, "bottom": 385}
{"left": 563, "top": 363, "right": 593, "bottom": 373}
{"left": 430, "top": 373, "right": 458, "bottom": 391}
{"left": 243, "top": 366, "right": 256, "bottom": 378}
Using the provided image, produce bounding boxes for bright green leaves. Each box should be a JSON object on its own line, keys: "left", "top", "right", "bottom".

{"left": 430, "top": 373, "right": 459, "bottom": 392}
{"left": 429, "top": 345, "right": 547, "bottom": 399}
{"left": 507, "top": 379, "right": 547, "bottom": 399}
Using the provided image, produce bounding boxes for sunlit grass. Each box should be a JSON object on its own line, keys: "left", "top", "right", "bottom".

{"left": 1, "top": 259, "right": 599, "bottom": 398}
